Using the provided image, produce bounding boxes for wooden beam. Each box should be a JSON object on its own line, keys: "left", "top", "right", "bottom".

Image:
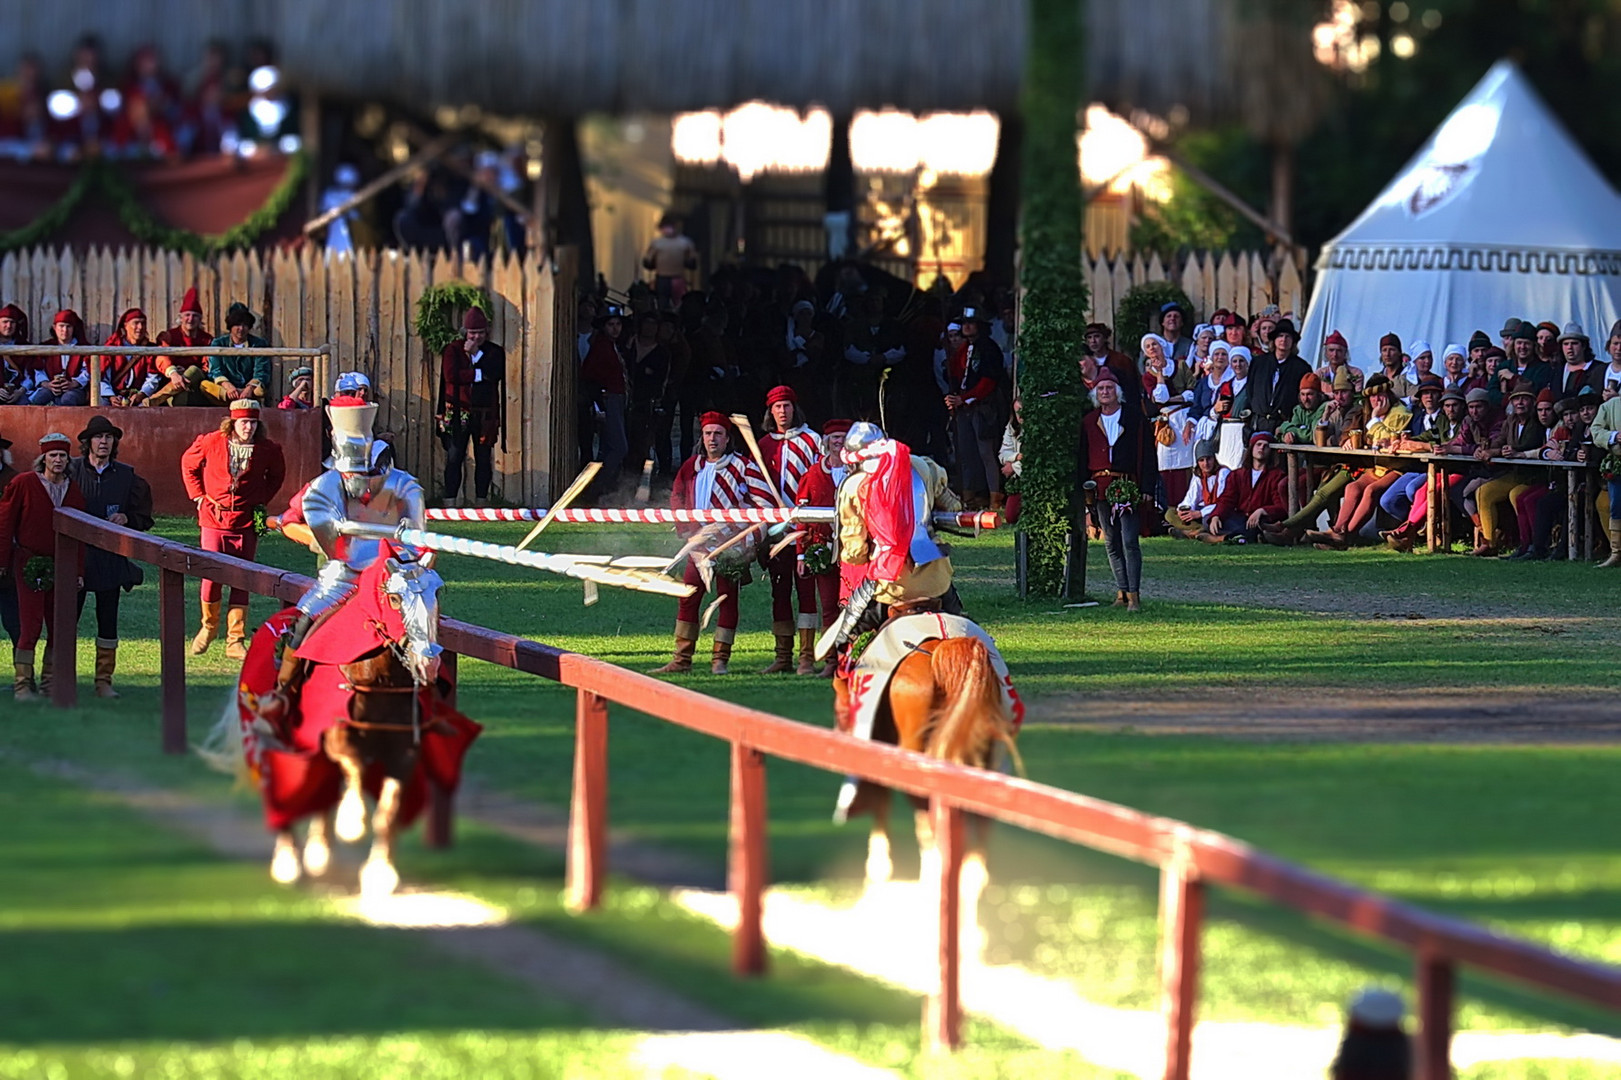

{"left": 302, "top": 133, "right": 458, "bottom": 236}
{"left": 1137, "top": 132, "right": 1295, "bottom": 249}
{"left": 400, "top": 124, "right": 535, "bottom": 228}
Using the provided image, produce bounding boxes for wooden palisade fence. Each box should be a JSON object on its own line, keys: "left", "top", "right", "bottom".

{"left": 1084, "top": 246, "right": 1306, "bottom": 338}
{"left": 0, "top": 244, "right": 577, "bottom": 507}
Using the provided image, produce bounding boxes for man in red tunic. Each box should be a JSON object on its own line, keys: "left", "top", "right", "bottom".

{"left": 102, "top": 307, "right": 162, "bottom": 407}
{"left": 147, "top": 287, "right": 214, "bottom": 405}
{"left": 180, "top": 399, "right": 286, "bottom": 660}
{"left": 793, "top": 418, "right": 850, "bottom": 675}
{"left": 650, "top": 412, "right": 774, "bottom": 676}
{"left": 0, "top": 433, "right": 87, "bottom": 702}
{"left": 755, "top": 385, "right": 823, "bottom": 673}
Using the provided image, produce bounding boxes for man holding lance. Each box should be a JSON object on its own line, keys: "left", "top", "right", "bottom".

{"left": 651, "top": 412, "right": 775, "bottom": 676}
{"left": 756, "top": 385, "right": 823, "bottom": 674}
{"left": 0, "top": 433, "right": 86, "bottom": 701}
{"left": 793, "top": 418, "right": 850, "bottom": 676}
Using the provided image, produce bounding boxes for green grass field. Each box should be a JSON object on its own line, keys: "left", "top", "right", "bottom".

{"left": 5, "top": 517, "right": 1619, "bottom": 1077}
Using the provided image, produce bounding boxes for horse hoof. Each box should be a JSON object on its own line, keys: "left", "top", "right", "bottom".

{"left": 359, "top": 859, "right": 400, "bottom": 899}
{"left": 335, "top": 792, "right": 367, "bottom": 843}
{"left": 302, "top": 838, "right": 332, "bottom": 878}
{"left": 270, "top": 845, "right": 302, "bottom": 885}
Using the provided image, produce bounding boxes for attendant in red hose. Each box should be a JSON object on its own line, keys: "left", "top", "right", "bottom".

{"left": 756, "top": 385, "right": 823, "bottom": 673}
{"left": 793, "top": 418, "right": 850, "bottom": 676}
{"left": 180, "top": 399, "right": 285, "bottom": 660}
{"left": 0, "top": 433, "right": 86, "bottom": 702}
{"left": 436, "top": 307, "right": 506, "bottom": 506}
{"left": 650, "top": 413, "right": 774, "bottom": 676}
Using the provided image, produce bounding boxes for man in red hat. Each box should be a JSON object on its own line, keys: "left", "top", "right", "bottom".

{"left": 756, "top": 385, "right": 822, "bottom": 673}
{"left": 1314, "top": 329, "right": 1364, "bottom": 393}
{"left": 103, "top": 308, "right": 162, "bottom": 407}
{"left": 0, "top": 432, "right": 87, "bottom": 701}
{"left": 436, "top": 306, "right": 506, "bottom": 506}
{"left": 181, "top": 399, "right": 286, "bottom": 659}
{"left": 0, "top": 303, "right": 34, "bottom": 406}
{"left": 650, "top": 412, "right": 774, "bottom": 676}
{"left": 794, "top": 418, "right": 851, "bottom": 675}
{"left": 28, "top": 310, "right": 90, "bottom": 406}
{"left": 148, "top": 287, "right": 214, "bottom": 405}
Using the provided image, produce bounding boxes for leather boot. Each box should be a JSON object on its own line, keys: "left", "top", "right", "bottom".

{"left": 650, "top": 626, "right": 698, "bottom": 674}
{"left": 94, "top": 639, "right": 119, "bottom": 699}
{"left": 13, "top": 650, "right": 38, "bottom": 703}
{"left": 990, "top": 491, "right": 1006, "bottom": 512}
{"left": 795, "top": 628, "right": 818, "bottom": 675}
{"left": 191, "top": 601, "right": 221, "bottom": 655}
{"left": 224, "top": 606, "right": 250, "bottom": 661}
{"left": 1125, "top": 591, "right": 1142, "bottom": 613}
{"left": 1112, "top": 590, "right": 1127, "bottom": 607}
{"left": 759, "top": 623, "right": 795, "bottom": 673}
{"left": 711, "top": 636, "right": 734, "bottom": 675}
{"left": 37, "top": 646, "right": 52, "bottom": 696}
{"left": 1600, "top": 525, "right": 1621, "bottom": 568}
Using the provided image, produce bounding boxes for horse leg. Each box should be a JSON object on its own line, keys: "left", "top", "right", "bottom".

{"left": 302, "top": 809, "right": 333, "bottom": 878}
{"left": 325, "top": 726, "right": 368, "bottom": 844}
{"left": 359, "top": 775, "right": 404, "bottom": 898}
{"left": 960, "top": 813, "right": 992, "bottom": 960}
{"left": 270, "top": 830, "right": 301, "bottom": 885}
{"left": 865, "top": 792, "right": 893, "bottom": 887}
{"left": 914, "top": 806, "right": 939, "bottom": 888}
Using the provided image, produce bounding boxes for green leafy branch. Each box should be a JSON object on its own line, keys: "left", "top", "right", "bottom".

{"left": 415, "top": 282, "right": 490, "bottom": 356}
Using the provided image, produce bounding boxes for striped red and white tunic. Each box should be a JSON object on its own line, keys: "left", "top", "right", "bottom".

{"left": 671, "top": 451, "right": 776, "bottom": 551}
{"left": 760, "top": 426, "right": 820, "bottom": 503}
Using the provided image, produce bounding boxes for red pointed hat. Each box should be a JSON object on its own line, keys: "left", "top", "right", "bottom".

{"left": 179, "top": 287, "right": 202, "bottom": 314}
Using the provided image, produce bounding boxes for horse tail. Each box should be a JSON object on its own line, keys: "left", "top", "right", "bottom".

{"left": 926, "top": 637, "right": 1023, "bottom": 776}
{"left": 195, "top": 688, "right": 249, "bottom": 783}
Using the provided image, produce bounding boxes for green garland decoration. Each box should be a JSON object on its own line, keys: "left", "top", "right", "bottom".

{"left": 415, "top": 282, "right": 491, "bottom": 356}
{"left": 1115, "top": 281, "right": 1196, "bottom": 348}
{"left": 22, "top": 555, "right": 54, "bottom": 594}
{"left": 0, "top": 153, "right": 308, "bottom": 257}
{"left": 1014, "top": 0, "right": 1088, "bottom": 596}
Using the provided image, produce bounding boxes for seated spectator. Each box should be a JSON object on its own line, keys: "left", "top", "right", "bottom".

{"left": 1471, "top": 378, "right": 1545, "bottom": 556}
{"left": 278, "top": 366, "right": 314, "bottom": 410}
{"left": 1405, "top": 375, "right": 1446, "bottom": 439}
{"left": 1304, "top": 376, "right": 1411, "bottom": 548}
{"left": 28, "top": 309, "right": 89, "bottom": 405}
{"left": 102, "top": 307, "right": 162, "bottom": 407}
{"left": 1603, "top": 319, "right": 1621, "bottom": 400}
{"left": 0, "top": 303, "right": 33, "bottom": 406}
{"left": 1555, "top": 322, "right": 1604, "bottom": 398}
{"left": 207, "top": 302, "right": 270, "bottom": 402}
{"left": 147, "top": 287, "right": 212, "bottom": 404}
{"left": 999, "top": 396, "right": 1022, "bottom": 524}
{"left": 1276, "top": 372, "right": 1327, "bottom": 446}
{"left": 1165, "top": 438, "right": 1227, "bottom": 542}
{"left": 1440, "top": 343, "right": 1481, "bottom": 395}
{"left": 1211, "top": 431, "right": 1286, "bottom": 543}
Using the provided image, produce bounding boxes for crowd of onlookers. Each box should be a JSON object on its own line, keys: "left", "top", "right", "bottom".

{"left": 0, "top": 35, "right": 296, "bottom": 161}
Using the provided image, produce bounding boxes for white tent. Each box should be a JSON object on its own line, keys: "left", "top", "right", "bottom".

{"left": 1300, "top": 60, "right": 1621, "bottom": 373}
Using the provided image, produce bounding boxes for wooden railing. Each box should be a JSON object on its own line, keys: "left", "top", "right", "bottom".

{"left": 49, "top": 508, "right": 1621, "bottom": 1079}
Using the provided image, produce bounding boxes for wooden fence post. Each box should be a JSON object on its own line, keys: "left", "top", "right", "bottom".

{"left": 51, "top": 526, "right": 80, "bottom": 708}
{"left": 729, "top": 741, "right": 769, "bottom": 975}
{"left": 1416, "top": 949, "right": 1455, "bottom": 1080}
{"left": 158, "top": 567, "right": 187, "bottom": 753}
{"left": 566, "top": 688, "right": 609, "bottom": 912}
{"left": 926, "top": 798, "right": 966, "bottom": 1051}
{"left": 1158, "top": 842, "right": 1204, "bottom": 1080}
{"left": 424, "top": 650, "right": 458, "bottom": 848}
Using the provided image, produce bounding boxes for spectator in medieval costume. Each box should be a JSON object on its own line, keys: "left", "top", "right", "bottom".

{"left": 1306, "top": 376, "right": 1412, "bottom": 549}
{"left": 1211, "top": 431, "right": 1288, "bottom": 544}
{"left": 1165, "top": 438, "right": 1228, "bottom": 542}
{"left": 1374, "top": 333, "right": 1416, "bottom": 403}
{"left": 68, "top": 416, "right": 152, "bottom": 699}
{"left": 650, "top": 413, "right": 775, "bottom": 676}
{"left": 947, "top": 306, "right": 1008, "bottom": 511}
{"left": 277, "top": 366, "right": 315, "bottom": 410}
{"left": 116, "top": 44, "right": 182, "bottom": 157}
{"left": 794, "top": 418, "right": 851, "bottom": 676}
{"left": 1249, "top": 318, "right": 1311, "bottom": 432}
{"left": 780, "top": 299, "right": 827, "bottom": 425}
{"left": 642, "top": 212, "right": 698, "bottom": 310}
{"left": 0, "top": 432, "right": 86, "bottom": 702}
{"left": 1191, "top": 340, "right": 1230, "bottom": 419}
{"left": 1081, "top": 367, "right": 1156, "bottom": 611}
{"left": 1511, "top": 323, "right": 1553, "bottom": 393}
{"left": 756, "top": 386, "right": 822, "bottom": 674}
{"left": 0, "top": 303, "right": 35, "bottom": 405}
{"left": 207, "top": 302, "right": 270, "bottom": 402}
{"left": 180, "top": 399, "right": 286, "bottom": 660}
{"left": 28, "top": 309, "right": 90, "bottom": 406}
{"left": 1440, "top": 343, "right": 1482, "bottom": 396}
{"left": 1602, "top": 320, "right": 1621, "bottom": 400}
{"left": 654, "top": 312, "right": 693, "bottom": 477}
{"left": 1262, "top": 368, "right": 1368, "bottom": 545}
{"left": 1155, "top": 394, "right": 1197, "bottom": 513}
{"left": 102, "top": 307, "right": 163, "bottom": 407}
{"left": 624, "top": 311, "right": 671, "bottom": 484}
{"left": 1588, "top": 386, "right": 1621, "bottom": 566}
{"left": 147, "top": 287, "right": 213, "bottom": 405}
{"left": 1142, "top": 333, "right": 1194, "bottom": 403}
{"left": 579, "top": 304, "right": 629, "bottom": 501}
{"left": 1555, "top": 322, "right": 1605, "bottom": 398}
{"left": 1471, "top": 379, "right": 1545, "bottom": 557}
{"left": 839, "top": 292, "right": 906, "bottom": 421}
{"left": 1314, "top": 330, "right": 1363, "bottom": 393}
{"left": 0, "top": 427, "right": 16, "bottom": 646}
{"left": 1083, "top": 321, "right": 1144, "bottom": 409}
{"left": 1150, "top": 301, "right": 1192, "bottom": 369}
{"left": 999, "top": 398, "right": 1023, "bottom": 524}
{"left": 436, "top": 307, "right": 506, "bottom": 507}
{"left": 1536, "top": 320, "right": 1561, "bottom": 363}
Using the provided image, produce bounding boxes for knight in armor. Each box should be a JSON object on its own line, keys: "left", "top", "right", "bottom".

{"left": 270, "top": 397, "right": 426, "bottom": 696}
{"left": 756, "top": 385, "right": 823, "bottom": 674}
{"left": 819, "top": 421, "right": 962, "bottom": 663}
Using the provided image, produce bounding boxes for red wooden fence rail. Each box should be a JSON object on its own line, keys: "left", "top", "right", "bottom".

{"left": 51, "top": 508, "right": 1621, "bottom": 1078}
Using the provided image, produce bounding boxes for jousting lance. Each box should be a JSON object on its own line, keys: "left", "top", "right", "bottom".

{"left": 425, "top": 507, "right": 1001, "bottom": 529}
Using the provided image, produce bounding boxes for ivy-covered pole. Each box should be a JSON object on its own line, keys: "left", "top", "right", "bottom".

{"left": 1015, "top": 0, "right": 1088, "bottom": 596}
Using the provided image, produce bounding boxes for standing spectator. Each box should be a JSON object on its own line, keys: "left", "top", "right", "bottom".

{"left": 1329, "top": 987, "right": 1411, "bottom": 1080}
{"left": 1155, "top": 397, "right": 1197, "bottom": 512}
{"left": 1588, "top": 386, "right": 1621, "bottom": 566}
{"left": 1315, "top": 330, "right": 1363, "bottom": 393}
{"left": 102, "top": 307, "right": 162, "bottom": 407}
{"left": 782, "top": 299, "right": 828, "bottom": 421}
{"left": 946, "top": 306, "right": 1008, "bottom": 510}
{"left": 436, "top": 307, "right": 506, "bottom": 506}
{"left": 654, "top": 312, "right": 692, "bottom": 477}
{"left": 1150, "top": 302, "right": 1192, "bottom": 369}
{"left": 68, "top": 416, "right": 152, "bottom": 698}
{"left": 794, "top": 419, "right": 849, "bottom": 675}
{"left": 180, "top": 400, "right": 285, "bottom": 660}
{"left": 1083, "top": 322, "right": 1144, "bottom": 409}
{"left": 643, "top": 213, "right": 698, "bottom": 310}
{"left": 1249, "top": 318, "right": 1311, "bottom": 432}
{"left": 1373, "top": 333, "right": 1415, "bottom": 402}
{"left": 1439, "top": 343, "right": 1481, "bottom": 395}
{"left": 1081, "top": 367, "right": 1156, "bottom": 611}
{"left": 578, "top": 304, "right": 629, "bottom": 500}
{"left": 623, "top": 312, "right": 670, "bottom": 484}
{"left": 207, "top": 303, "right": 270, "bottom": 402}
{"left": 1512, "top": 323, "right": 1552, "bottom": 392}
{"left": 0, "top": 432, "right": 86, "bottom": 702}
{"left": 28, "top": 309, "right": 90, "bottom": 405}
{"left": 1192, "top": 340, "right": 1230, "bottom": 419}
{"left": 756, "top": 386, "right": 822, "bottom": 674}
{"left": 840, "top": 293, "right": 906, "bottom": 421}
{"left": 0, "top": 426, "right": 16, "bottom": 646}
{"left": 1555, "top": 322, "right": 1604, "bottom": 398}
{"left": 148, "top": 287, "right": 213, "bottom": 405}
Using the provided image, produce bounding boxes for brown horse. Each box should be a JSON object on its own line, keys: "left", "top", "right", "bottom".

{"left": 834, "top": 633, "right": 1021, "bottom": 911}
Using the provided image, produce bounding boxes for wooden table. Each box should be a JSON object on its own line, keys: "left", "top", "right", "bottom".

{"left": 1271, "top": 442, "right": 1596, "bottom": 558}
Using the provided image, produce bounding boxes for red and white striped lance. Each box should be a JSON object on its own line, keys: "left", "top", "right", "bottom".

{"left": 425, "top": 506, "right": 1002, "bottom": 528}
